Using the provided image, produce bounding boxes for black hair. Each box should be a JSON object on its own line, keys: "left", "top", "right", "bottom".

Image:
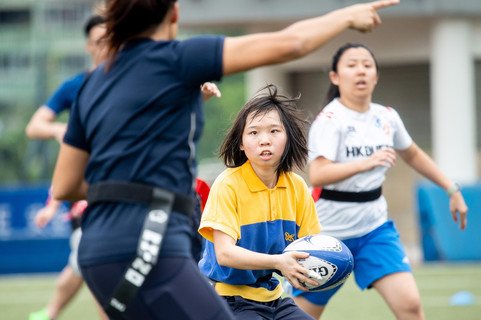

{"left": 220, "top": 84, "right": 309, "bottom": 175}
{"left": 104, "top": 0, "right": 177, "bottom": 61}
{"left": 324, "top": 43, "right": 378, "bottom": 106}
{"left": 83, "top": 14, "right": 105, "bottom": 38}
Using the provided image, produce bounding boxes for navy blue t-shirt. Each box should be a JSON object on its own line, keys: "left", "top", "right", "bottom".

{"left": 64, "top": 36, "right": 224, "bottom": 266}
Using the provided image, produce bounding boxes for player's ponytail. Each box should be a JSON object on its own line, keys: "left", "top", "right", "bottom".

{"left": 103, "top": 0, "right": 177, "bottom": 68}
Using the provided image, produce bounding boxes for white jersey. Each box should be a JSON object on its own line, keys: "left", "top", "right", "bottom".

{"left": 308, "top": 99, "right": 413, "bottom": 239}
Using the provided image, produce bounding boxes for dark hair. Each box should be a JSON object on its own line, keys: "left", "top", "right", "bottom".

{"left": 220, "top": 84, "right": 309, "bottom": 175}
{"left": 324, "top": 43, "right": 378, "bottom": 106}
{"left": 104, "top": 0, "right": 177, "bottom": 60}
{"left": 83, "top": 14, "right": 105, "bottom": 38}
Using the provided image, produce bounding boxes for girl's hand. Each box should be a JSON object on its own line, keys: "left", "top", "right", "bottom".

{"left": 276, "top": 251, "right": 319, "bottom": 291}
{"left": 201, "top": 82, "right": 221, "bottom": 101}
{"left": 34, "top": 205, "right": 58, "bottom": 228}
{"left": 449, "top": 191, "right": 468, "bottom": 230}
{"left": 362, "top": 147, "right": 396, "bottom": 171}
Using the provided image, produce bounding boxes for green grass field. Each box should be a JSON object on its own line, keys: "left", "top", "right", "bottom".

{"left": 1, "top": 263, "right": 480, "bottom": 320}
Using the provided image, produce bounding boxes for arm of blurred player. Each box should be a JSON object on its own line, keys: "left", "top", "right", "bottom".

{"left": 52, "top": 143, "right": 89, "bottom": 201}
{"left": 397, "top": 143, "right": 468, "bottom": 230}
{"left": 25, "top": 106, "right": 67, "bottom": 143}
{"left": 212, "top": 229, "right": 317, "bottom": 290}
{"left": 223, "top": 0, "right": 399, "bottom": 75}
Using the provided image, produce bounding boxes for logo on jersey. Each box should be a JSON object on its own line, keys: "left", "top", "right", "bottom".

{"left": 374, "top": 116, "right": 391, "bottom": 136}
{"left": 285, "top": 232, "right": 295, "bottom": 242}
{"left": 345, "top": 144, "right": 391, "bottom": 158}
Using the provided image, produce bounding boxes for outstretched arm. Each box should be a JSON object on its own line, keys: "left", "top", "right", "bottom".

{"left": 223, "top": 0, "right": 399, "bottom": 75}
{"left": 397, "top": 143, "right": 468, "bottom": 230}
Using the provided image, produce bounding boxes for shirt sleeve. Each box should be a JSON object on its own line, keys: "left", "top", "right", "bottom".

{"left": 388, "top": 107, "right": 413, "bottom": 150}
{"left": 199, "top": 175, "right": 240, "bottom": 243}
{"left": 176, "top": 35, "right": 225, "bottom": 87}
{"left": 63, "top": 96, "right": 89, "bottom": 152}
{"left": 44, "top": 73, "right": 85, "bottom": 114}
{"left": 308, "top": 110, "right": 341, "bottom": 162}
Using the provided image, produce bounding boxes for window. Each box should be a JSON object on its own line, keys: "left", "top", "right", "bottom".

{"left": 0, "top": 53, "right": 30, "bottom": 71}
{"left": 0, "top": 9, "right": 30, "bottom": 25}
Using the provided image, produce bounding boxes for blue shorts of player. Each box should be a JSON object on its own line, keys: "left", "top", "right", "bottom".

{"left": 82, "top": 256, "right": 235, "bottom": 320}
{"left": 223, "top": 295, "right": 315, "bottom": 320}
{"left": 292, "top": 220, "right": 411, "bottom": 306}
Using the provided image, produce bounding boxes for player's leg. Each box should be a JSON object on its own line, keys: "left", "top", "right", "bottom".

{"left": 291, "top": 285, "right": 341, "bottom": 319}
{"left": 137, "top": 257, "right": 235, "bottom": 320}
{"left": 292, "top": 296, "right": 325, "bottom": 319}
{"left": 92, "top": 296, "right": 109, "bottom": 320}
{"left": 372, "top": 272, "right": 424, "bottom": 320}
{"left": 354, "top": 220, "right": 423, "bottom": 320}
{"left": 276, "top": 297, "right": 317, "bottom": 319}
{"left": 29, "top": 227, "right": 85, "bottom": 320}
{"left": 28, "top": 265, "right": 83, "bottom": 320}
{"left": 43, "top": 227, "right": 86, "bottom": 319}
{"left": 48, "top": 265, "right": 84, "bottom": 319}
{"left": 69, "top": 228, "right": 109, "bottom": 320}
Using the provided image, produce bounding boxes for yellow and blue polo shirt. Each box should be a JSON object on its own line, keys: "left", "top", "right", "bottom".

{"left": 198, "top": 161, "right": 321, "bottom": 302}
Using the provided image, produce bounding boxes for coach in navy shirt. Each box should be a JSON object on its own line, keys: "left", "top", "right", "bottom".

{"left": 52, "top": 0, "right": 399, "bottom": 319}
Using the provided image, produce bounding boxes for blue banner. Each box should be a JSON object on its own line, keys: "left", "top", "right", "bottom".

{"left": 0, "top": 185, "right": 71, "bottom": 274}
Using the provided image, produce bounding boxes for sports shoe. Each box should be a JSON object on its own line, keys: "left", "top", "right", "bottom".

{"left": 28, "top": 308, "right": 50, "bottom": 320}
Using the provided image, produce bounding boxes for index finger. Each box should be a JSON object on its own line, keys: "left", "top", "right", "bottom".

{"left": 459, "top": 210, "right": 468, "bottom": 230}
{"left": 370, "top": 0, "right": 400, "bottom": 10}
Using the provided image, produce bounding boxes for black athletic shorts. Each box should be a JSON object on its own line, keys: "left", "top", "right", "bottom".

{"left": 81, "top": 257, "right": 235, "bottom": 320}
{"left": 223, "top": 295, "right": 315, "bottom": 320}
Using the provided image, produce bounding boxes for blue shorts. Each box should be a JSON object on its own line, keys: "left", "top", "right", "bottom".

{"left": 292, "top": 220, "right": 411, "bottom": 306}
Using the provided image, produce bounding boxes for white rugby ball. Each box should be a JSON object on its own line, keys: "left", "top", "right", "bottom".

{"left": 283, "top": 234, "right": 354, "bottom": 291}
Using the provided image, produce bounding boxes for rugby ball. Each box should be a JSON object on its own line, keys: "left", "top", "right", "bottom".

{"left": 283, "top": 234, "right": 353, "bottom": 292}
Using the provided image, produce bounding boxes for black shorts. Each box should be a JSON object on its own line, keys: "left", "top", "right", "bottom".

{"left": 81, "top": 257, "right": 235, "bottom": 320}
{"left": 223, "top": 295, "right": 315, "bottom": 320}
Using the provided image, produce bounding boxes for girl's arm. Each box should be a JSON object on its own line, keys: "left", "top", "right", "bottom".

{"left": 397, "top": 143, "right": 468, "bottom": 230}
{"left": 25, "top": 106, "right": 66, "bottom": 143}
{"left": 222, "top": 0, "right": 399, "bottom": 75}
{"left": 213, "top": 230, "right": 318, "bottom": 290}
{"left": 52, "top": 143, "right": 89, "bottom": 201}
{"left": 309, "top": 147, "right": 397, "bottom": 187}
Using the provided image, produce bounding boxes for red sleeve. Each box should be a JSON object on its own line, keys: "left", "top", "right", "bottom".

{"left": 311, "top": 187, "right": 322, "bottom": 202}
{"left": 195, "top": 178, "right": 211, "bottom": 212}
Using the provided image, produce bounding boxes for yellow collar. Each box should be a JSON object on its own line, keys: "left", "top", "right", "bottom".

{"left": 240, "top": 161, "right": 287, "bottom": 192}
